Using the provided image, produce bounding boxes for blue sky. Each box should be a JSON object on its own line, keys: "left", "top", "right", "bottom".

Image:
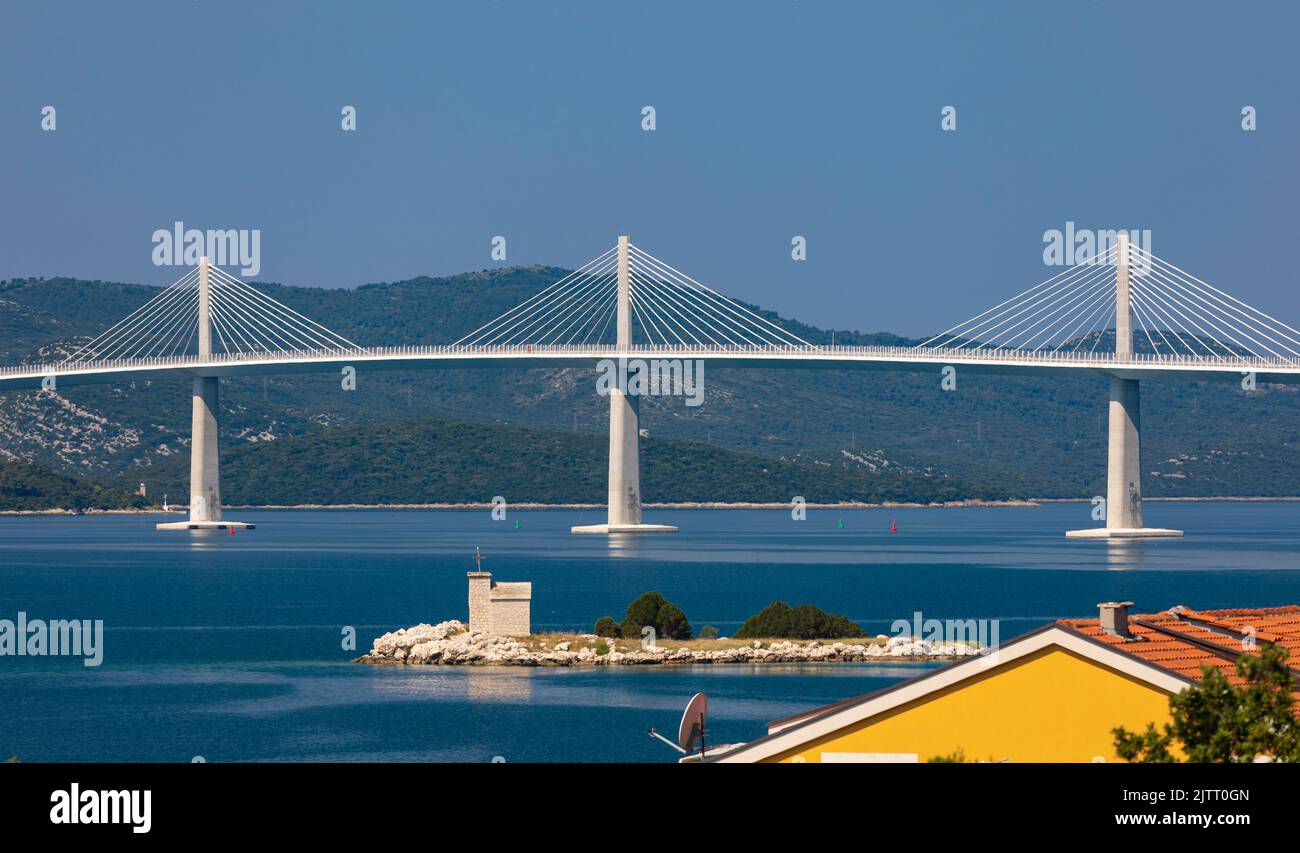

{"left": 1, "top": 0, "right": 1296, "bottom": 336}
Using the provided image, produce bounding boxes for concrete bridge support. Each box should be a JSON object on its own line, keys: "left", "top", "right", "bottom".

{"left": 1067, "top": 234, "right": 1180, "bottom": 540}
{"left": 573, "top": 236, "right": 676, "bottom": 535}
{"left": 158, "top": 257, "right": 253, "bottom": 531}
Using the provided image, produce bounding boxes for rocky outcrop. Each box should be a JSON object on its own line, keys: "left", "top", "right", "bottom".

{"left": 356, "top": 621, "right": 983, "bottom": 667}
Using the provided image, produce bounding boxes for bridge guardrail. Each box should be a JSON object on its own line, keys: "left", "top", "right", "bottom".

{"left": 1, "top": 343, "right": 1293, "bottom": 378}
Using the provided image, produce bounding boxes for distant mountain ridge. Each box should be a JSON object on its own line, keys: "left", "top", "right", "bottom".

{"left": 2, "top": 268, "right": 1298, "bottom": 502}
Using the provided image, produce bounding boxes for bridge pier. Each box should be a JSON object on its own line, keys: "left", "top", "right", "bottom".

{"left": 1066, "top": 377, "right": 1179, "bottom": 539}
{"left": 157, "top": 258, "right": 253, "bottom": 532}
{"left": 572, "top": 236, "right": 676, "bottom": 535}
{"left": 1066, "top": 234, "right": 1180, "bottom": 540}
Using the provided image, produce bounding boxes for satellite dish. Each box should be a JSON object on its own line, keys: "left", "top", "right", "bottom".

{"left": 647, "top": 691, "right": 711, "bottom": 758}
{"left": 678, "top": 692, "right": 708, "bottom": 754}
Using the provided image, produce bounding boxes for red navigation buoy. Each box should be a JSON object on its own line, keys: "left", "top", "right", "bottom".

{"left": 889, "top": 519, "right": 898, "bottom": 533}
{"left": 228, "top": 527, "right": 236, "bottom": 535}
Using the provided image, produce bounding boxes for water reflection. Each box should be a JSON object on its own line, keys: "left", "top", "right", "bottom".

{"left": 186, "top": 529, "right": 225, "bottom": 552}
{"left": 465, "top": 668, "right": 536, "bottom": 703}
{"left": 605, "top": 533, "right": 645, "bottom": 558}
{"left": 1105, "top": 540, "right": 1145, "bottom": 570}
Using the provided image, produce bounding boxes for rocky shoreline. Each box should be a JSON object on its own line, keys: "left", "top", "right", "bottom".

{"left": 16, "top": 497, "right": 1300, "bottom": 516}
{"left": 0, "top": 499, "right": 1039, "bottom": 515}
{"left": 355, "top": 620, "right": 982, "bottom": 667}
{"left": 226, "top": 499, "right": 1040, "bottom": 510}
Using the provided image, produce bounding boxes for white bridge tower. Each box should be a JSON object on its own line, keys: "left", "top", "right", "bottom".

{"left": 157, "top": 257, "right": 254, "bottom": 531}
{"left": 1067, "top": 233, "right": 1181, "bottom": 540}
{"left": 572, "top": 236, "right": 677, "bottom": 535}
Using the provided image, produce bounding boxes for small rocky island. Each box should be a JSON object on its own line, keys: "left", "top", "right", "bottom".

{"left": 356, "top": 558, "right": 982, "bottom": 667}
{"left": 356, "top": 620, "right": 981, "bottom": 667}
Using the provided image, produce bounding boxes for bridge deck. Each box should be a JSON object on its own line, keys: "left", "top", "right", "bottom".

{"left": 1, "top": 345, "right": 1294, "bottom": 391}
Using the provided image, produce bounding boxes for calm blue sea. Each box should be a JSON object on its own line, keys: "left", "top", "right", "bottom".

{"left": 3, "top": 502, "right": 1300, "bottom": 762}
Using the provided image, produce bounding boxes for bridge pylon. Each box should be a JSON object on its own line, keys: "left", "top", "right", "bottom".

{"left": 572, "top": 236, "right": 676, "bottom": 536}
{"left": 157, "top": 257, "right": 254, "bottom": 532}
{"left": 1067, "top": 234, "right": 1180, "bottom": 541}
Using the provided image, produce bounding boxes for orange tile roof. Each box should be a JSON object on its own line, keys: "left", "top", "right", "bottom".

{"left": 1056, "top": 605, "right": 1300, "bottom": 689}
{"left": 760, "top": 605, "right": 1300, "bottom": 739}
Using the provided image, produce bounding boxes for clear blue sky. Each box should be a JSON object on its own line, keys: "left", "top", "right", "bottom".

{"left": 1, "top": 0, "right": 1296, "bottom": 337}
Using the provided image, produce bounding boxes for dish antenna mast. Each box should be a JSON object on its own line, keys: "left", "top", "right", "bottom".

{"left": 648, "top": 692, "right": 709, "bottom": 760}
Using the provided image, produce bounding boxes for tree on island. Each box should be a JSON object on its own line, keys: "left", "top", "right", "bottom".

{"left": 1113, "top": 643, "right": 1300, "bottom": 763}
{"left": 593, "top": 591, "right": 692, "bottom": 640}
{"left": 734, "top": 601, "right": 866, "bottom": 640}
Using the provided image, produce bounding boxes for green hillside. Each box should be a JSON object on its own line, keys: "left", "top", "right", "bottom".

{"left": 112, "top": 417, "right": 992, "bottom": 506}
{"left": 0, "top": 458, "right": 146, "bottom": 511}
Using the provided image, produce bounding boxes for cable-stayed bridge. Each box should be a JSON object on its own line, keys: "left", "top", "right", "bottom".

{"left": 2, "top": 234, "right": 1298, "bottom": 537}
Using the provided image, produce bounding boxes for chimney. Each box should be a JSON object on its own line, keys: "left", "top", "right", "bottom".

{"left": 1098, "top": 601, "right": 1134, "bottom": 638}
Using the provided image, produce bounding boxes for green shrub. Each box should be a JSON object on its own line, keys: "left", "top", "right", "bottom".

{"left": 657, "top": 602, "right": 692, "bottom": 640}
{"left": 735, "top": 600, "right": 865, "bottom": 639}
{"left": 625, "top": 591, "right": 667, "bottom": 633}
{"left": 734, "top": 601, "right": 792, "bottom": 638}
{"left": 698, "top": 625, "right": 719, "bottom": 640}
{"left": 1114, "top": 643, "right": 1300, "bottom": 763}
{"left": 927, "top": 748, "right": 968, "bottom": 763}
{"left": 595, "top": 642, "right": 610, "bottom": 656}
{"left": 620, "top": 590, "right": 692, "bottom": 641}
{"left": 593, "top": 616, "right": 620, "bottom": 638}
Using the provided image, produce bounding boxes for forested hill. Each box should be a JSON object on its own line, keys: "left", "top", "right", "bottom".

{"left": 108, "top": 417, "right": 994, "bottom": 507}
{"left": 0, "top": 458, "right": 145, "bottom": 511}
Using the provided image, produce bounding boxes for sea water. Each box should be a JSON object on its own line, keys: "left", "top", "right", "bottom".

{"left": 2, "top": 502, "right": 1299, "bottom": 762}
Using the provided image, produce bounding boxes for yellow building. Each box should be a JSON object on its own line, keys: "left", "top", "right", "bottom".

{"left": 710, "top": 603, "right": 1300, "bottom": 763}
